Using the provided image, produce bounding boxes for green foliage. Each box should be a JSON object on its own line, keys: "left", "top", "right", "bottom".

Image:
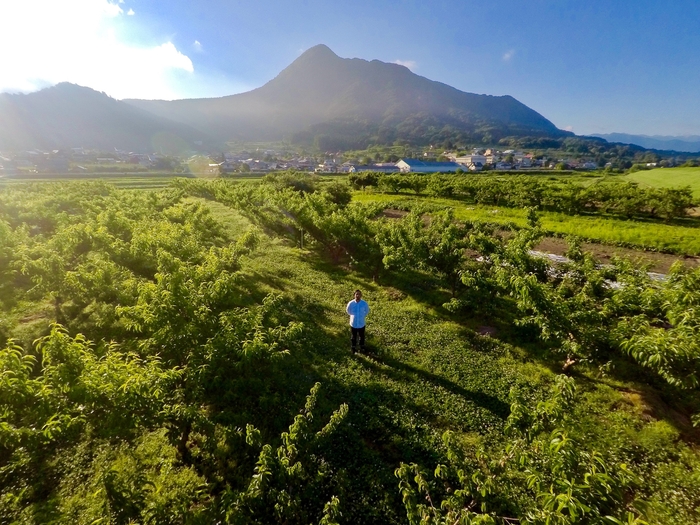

{"left": 356, "top": 191, "right": 700, "bottom": 257}
{"left": 212, "top": 176, "right": 700, "bottom": 389}
{"left": 379, "top": 209, "right": 472, "bottom": 295}
{"left": 619, "top": 265, "right": 700, "bottom": 389}
{"left": 263, "top": 171, "right": 321, "bottom": 193}
{"left": 377, "top": 175, "right": 406, "bottom": 194}
{"left": 1, "top": 179, "right": 699, "bottom": 524}
{"left": 223, "top": 383, "right": 348, "bottom": 525}
{"left": 0, "top": 327, "right": 183, "bottom": 522}
{"left": 396, "top": 376, "right": 649, "bottom": 524}
{"left": 348, "top": 171, "right": 380, "bottom": 190}
{"left": 364, "top": 173, "right": 696, "bottom": 221}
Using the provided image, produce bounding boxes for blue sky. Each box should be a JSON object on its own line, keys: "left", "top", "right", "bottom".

{"left": 2, "top": 0, "right": 699, "bottom": 136}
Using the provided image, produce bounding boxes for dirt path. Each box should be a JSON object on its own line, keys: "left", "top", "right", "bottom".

{"left": 535, "top": 237, "right": 700, "bottom": 274}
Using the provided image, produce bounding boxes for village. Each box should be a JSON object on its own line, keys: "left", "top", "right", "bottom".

{"left": 210, "top": 147, "right": 606, "bottom": 175}
{"left": 0, "top": 144, "right": 654, "bottom": 178}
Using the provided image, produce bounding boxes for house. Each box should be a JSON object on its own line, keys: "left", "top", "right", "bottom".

{"left": 455, "top": 154, "right": 487, "bottom": 167}
{"left": 292, "top": 158, "right": 316, "bottom": 171}
{"left": 396, "top": 158, "right": 462, "bottom": 173}
{"left": 219, "top": 159, "right": 239, "bottom": 173}
{"left": 248, "top": 160, "right": 272, "bottom": 171}
{"left": 517, "top": 154, "right": 533, "bottom": 168}
{"left": 316, "top": 160, "right": 339, "bottom": 173}
{"left": 338, "top": 162, "right": 356, "bottom": 173}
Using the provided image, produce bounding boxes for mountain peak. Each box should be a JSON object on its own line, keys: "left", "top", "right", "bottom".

{"left": 299, "top": 44, "right": 338, "bottom": 60}
{"left": 284, "top": 44, "right": 340, "bottom": 72}
{"left": 51, "top": 82, "right": 95, "bottom": 93}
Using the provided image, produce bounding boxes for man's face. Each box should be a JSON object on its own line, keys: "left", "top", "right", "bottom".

{"left": 354, "top": 291, "right": 362, "bottom": 302}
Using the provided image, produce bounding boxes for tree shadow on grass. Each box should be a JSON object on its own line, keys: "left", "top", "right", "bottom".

{"left": 356, "top": 353, "right": 510, "bottom": 420}
{"left": 308, "top": 379, "right": 448, "bottom": 524}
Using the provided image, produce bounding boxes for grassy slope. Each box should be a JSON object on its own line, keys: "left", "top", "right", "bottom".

{"left": 353, "top": 193, "right": 700, "bottom": 255}
{"left": 201, "top": 198, "right": 699, "bottom": 523}
{"left": 624, "top": 167, "right": 700, "bottom": 198}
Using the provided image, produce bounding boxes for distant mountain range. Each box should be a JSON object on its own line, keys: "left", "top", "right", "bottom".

{"left": 0, "top": 45, "right": 569, "bottom": 153}
{"left": 0, "top": 83, "right": 214, "bottom": 153}
{"left": 592, "top": 133, "right": 700, "bottom": 153}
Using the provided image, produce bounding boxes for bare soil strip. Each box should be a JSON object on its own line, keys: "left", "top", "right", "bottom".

{"left": 535, "top": 237, "right": 700, "bottom": 274}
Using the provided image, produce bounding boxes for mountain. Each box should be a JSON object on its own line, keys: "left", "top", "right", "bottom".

{"left": 0, "top": 83, "right": 215, "bottom": 153}
{"left": 0, "top": 46, "right": 567, "bottom": 153}
{"left": 125, "top": 44, "right": 566, "bottom": 147}
{"left": 593, "top": 133, "right": 700, "bottom": 153}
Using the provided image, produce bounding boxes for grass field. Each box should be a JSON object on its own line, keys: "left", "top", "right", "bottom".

{"left": 353, "top": 193, "right": 700, "bottom": 255}
{"left": 0, "top": 174, "right": 186, "bottom": 189}
{"left": 624, "top": 166, "right": 700, "bottom": 197}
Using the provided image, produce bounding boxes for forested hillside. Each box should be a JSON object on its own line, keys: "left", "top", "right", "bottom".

{"left": 125, "top": 44, "right": 565, "bottom": 146}
{"left": 1, "top": 176, "right": 699, "bottom": 524}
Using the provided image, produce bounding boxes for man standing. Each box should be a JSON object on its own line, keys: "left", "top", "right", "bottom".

{"left": 346, "top": 289, "right": 370, "bottom": 353}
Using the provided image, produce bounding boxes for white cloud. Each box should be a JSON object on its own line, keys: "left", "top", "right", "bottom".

{"left": 127, "top": 8, "right": 135, "bottom": 15}
{"left": 103, "top": 1, "right": 123, "bottom": 16}
{"left": 502, "top": 49, "right": 515, "bottom": 62}
{"left": 0, "top": 0, "right": 194, "bottom": 99}
{"left": 564, "top": 125, "right": 574, "bottom": 132}
{"left": 393, "top": 60, "right": 417, "bottom": 70}
{"left": 193, "top": 40, "right": 203, "bottom": 52}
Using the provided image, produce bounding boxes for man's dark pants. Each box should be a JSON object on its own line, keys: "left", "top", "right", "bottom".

{"left": 351, "top": 326, "right": 365, "bottom": 352}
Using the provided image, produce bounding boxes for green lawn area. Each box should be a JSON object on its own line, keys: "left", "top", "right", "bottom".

{"left": 0, "top": 174, "right": 186, "bottom": 189}
{"left": 623, "top": 167, "right": 700, "bottom": 198}
{"left": 353, "top": 192, "right": 700, "bottom": 255}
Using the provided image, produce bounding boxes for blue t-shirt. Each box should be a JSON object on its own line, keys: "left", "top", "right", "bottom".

{"left": 346, "top": 299, "right": 370, "bottom": 328}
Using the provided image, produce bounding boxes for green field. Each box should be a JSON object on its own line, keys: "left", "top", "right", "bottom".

{"left": 354, "top": 193, "right": 700, "bottom": 255}
{"left": 1, "top": 179, "right": 699, "bottom": 523}
{"left": 0, "top": 174, "right": 186, "bottom": 189}
{"left": 624, "top": 166, "right": 700, "bottom": 197}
